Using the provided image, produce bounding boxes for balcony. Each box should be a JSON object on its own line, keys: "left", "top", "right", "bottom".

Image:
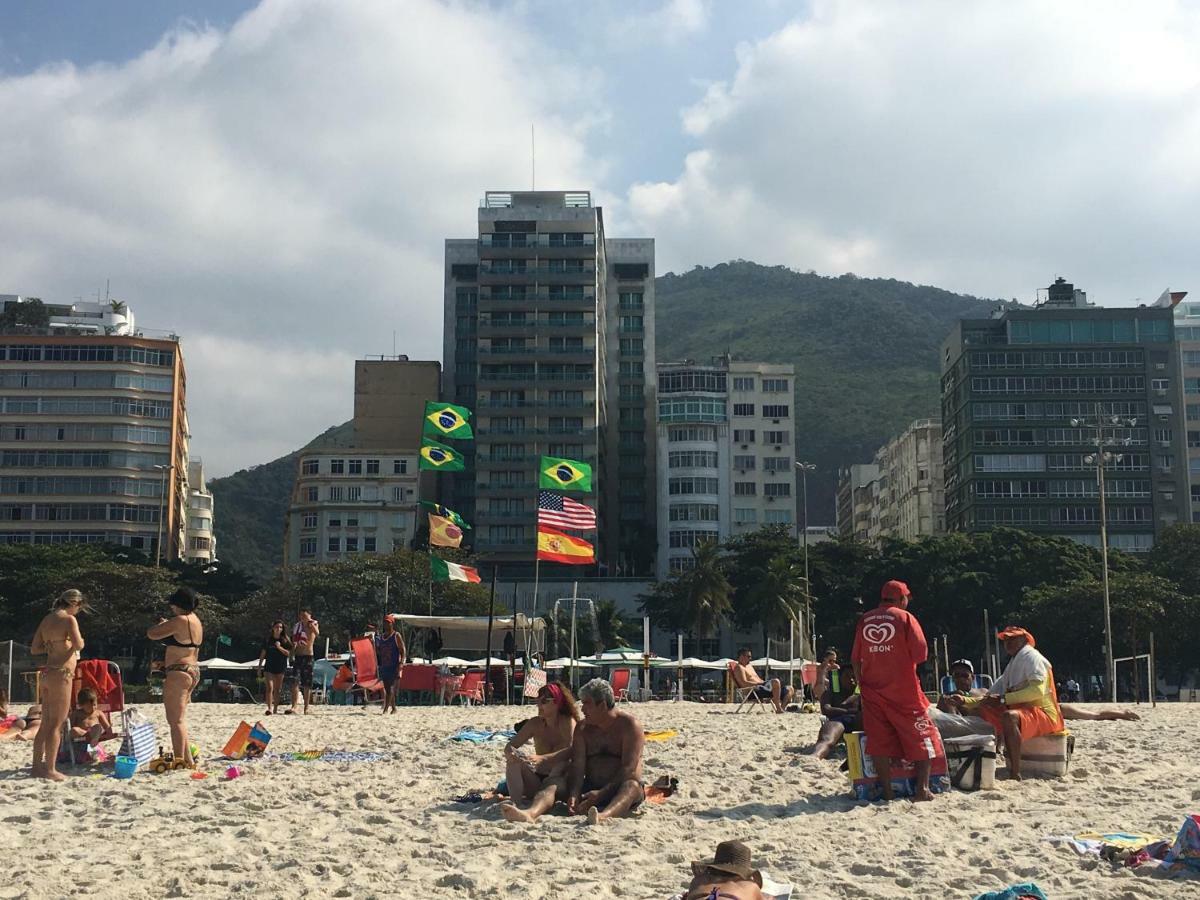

{"left": 476, "top": 399, "right": 595, "bottom": 410}
{"left": 477, "top": 511, "right": 533, "bottom": 522}
{"left": 477, "top": 482, "right": 539, "bottom": 494}
{"left": 477, "top": 346, "right": 537, "bottom": 358}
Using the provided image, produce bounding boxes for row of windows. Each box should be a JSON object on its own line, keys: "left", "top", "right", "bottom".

{"left": 0, "top": 423, "right": 171, "bottom": 444}
{"left": 0, "top": 371, "right": 174, "bottom": 392}
{"left": 970, "top": 349, "right": 1145, "bottom": 370}
{"left": 734, "top": 482, "right": 792, "bottom": 497}
{"left": 973, "top": 505, "right": 1153, "bottom": 525}
{"left": 1007, "top": 317, "right": 1168, "bottom": 344}
{"left": 0, "top": 450, "right": 169, "bottom": 470}
{"left": 667, "top": 425, "right": 718, "bottom": 443}
{"left": 971, "top": 401, "right": 1145, "bottom": 422}
{"left": 1184, "top": 350, "right": 1200, "bottom": 367}
{"left": 0, "top": 476, "right": 163, "bottom": 497}
{"left": 971, "top": 376, "right": 1146, "bottom": 394}
{"left": 668, "top": 476, "right": 719, "bottom": 496}
{"left": 299, "top": 535, "right": 382, "bottom": 557}
{"left": 731, "top": 429, "right": 790, "bottom": 445}
{"left": 972, "top": 479, "right": 1151, "bottom": 499}
{"left": 972, "top": 453, "right": 1151, "bottom": 473}
{"left": 668, "top": 503, "right": 719, "bottom": 522}
{"left": 732, "top": 404, "right": 791, "bottom": 418}
{"left": 734, "top": 508, "right": 794, "bottom": 525}
{"left": 972, "top": 427, "right": 1148, "bottom": 447}
{"left": 0, "top": 531, "right": 156, "bottom": 548}
{"left": 1, "top": 502, "right": 160, "bottom": 522}
{"left": 658, "top": 371, "right": 726, "bottom": 394}
{"left": 669, "top": 528, "right": 719, "bottom": 548}
{"left": 0, "top": 344, "right": 175, "bottom": 365}
{"left": 730, "top": 376, "right": 790, "bottom": 393}
{"left": 658, "top": 398, "right": 726, "bottom": 423}
{"left": 668, "top": 450, "right": 719, "bottom": 469}
{"left": 301, "top": 458, "right": 408, "bottom": 476}
{"left": 0, "top": 396, "right": 172, "bottom": 418}
{"left": 300, "top": 511, "right": 411, "bottom": 530}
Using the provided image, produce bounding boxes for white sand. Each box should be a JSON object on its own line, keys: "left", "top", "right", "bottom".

{"left": 1, "top": 701, "right": 1197, "bottom": 899}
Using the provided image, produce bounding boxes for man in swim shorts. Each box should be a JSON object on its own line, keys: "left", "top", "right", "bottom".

{"left": 567, "top": 678, "right": 645, "bottom": 824}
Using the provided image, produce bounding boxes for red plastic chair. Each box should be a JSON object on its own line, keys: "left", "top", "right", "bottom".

{"left": 350, "top": 637, "right": 385, "bottom": 702}
{"left": 452, "top": 670, "right": 485, "bottom": 706}
{"left": 397, "top": 664, "right": 437, "bottom": 704}
{"left": 610, "top": 667, "right": 632, "bottom": 703}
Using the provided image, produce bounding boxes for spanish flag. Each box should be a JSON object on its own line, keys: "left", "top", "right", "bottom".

{"left": 429, "top": 513, "right": 464, "bottom": 548}
{"left": 536, "top": 526, "right": 595, "bottom": 565}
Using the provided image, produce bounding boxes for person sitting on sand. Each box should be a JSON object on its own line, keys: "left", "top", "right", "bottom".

{"left": 809, "top": 665, "right": 862, "bottom": 759}
{"left": 731, "top": 648, "right": 794, "bottom": 713}
{"left": 810, "top": 646, "right": 840, "bottom": 705}
{"left": 567, "top": 678, "right": 645, "bottom": 825}
{"left": 928, "top": 659, "right": 994, "bottom": 740}
{"left": 68, "top": 687, "right": 110, "bottom": 747}
{"left": 681, "top": 840, "right": 766, "bottom": 900}
{"left": 950, "top": 626, "right": 1062, "bottom": 781}
{"left": 499, "top": 682, "right": 582, "bottom": 823}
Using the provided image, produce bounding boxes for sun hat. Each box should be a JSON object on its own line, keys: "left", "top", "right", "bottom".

{"left": 880, "top": 580, "right": 911, "bottom": 602}
{"left": 691, "top": 841, "right": 762, "bottom": 886}
{"left": 997, "top": 626, "right": 1035, "bottom": 648}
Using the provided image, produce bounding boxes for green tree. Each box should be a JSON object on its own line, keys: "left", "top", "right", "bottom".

{"left": 1148, "top": 524, "right": 1200, "bottom": 597}
{"left": 677, "top": 541, "right": 733, "bottom": 642}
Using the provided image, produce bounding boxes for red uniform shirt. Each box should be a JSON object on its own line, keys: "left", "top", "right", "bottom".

{"left": 851, "top": 603, "right": 929, "bottom": 708}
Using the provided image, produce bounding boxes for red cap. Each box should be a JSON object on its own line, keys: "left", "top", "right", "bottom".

{"left": 881, "top": 580, "right": 911, "bottom": 602}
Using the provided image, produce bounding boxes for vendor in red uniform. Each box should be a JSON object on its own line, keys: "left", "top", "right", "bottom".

{"left": 851, "top": 579, "right": 942, "bottom": 801}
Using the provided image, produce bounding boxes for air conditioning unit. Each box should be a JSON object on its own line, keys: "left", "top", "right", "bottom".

{"left": 740, "top": 444, "right": 748, "bottom": 449}
{"left": 1155, "top": 363, "right": 1166, "bottom": 370}
{"left": 772, "top": 419, "right": 781, "bottom": 424}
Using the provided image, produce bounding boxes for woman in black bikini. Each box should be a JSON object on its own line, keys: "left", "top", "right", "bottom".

{"left": 147, "top": 587, "right": 203, "bottom": 768}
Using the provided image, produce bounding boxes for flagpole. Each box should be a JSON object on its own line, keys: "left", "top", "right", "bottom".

{"left": 427, "top": 528, "right": 434, "bottom": 616}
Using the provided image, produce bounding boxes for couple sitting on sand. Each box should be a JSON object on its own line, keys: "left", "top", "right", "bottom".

{"left": 499, "top": 677, "right": 645, "bottom": 826}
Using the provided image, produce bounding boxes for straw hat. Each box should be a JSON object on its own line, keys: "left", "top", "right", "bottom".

{"left": 691, "top": 841, "right": 762, "bottom": 886}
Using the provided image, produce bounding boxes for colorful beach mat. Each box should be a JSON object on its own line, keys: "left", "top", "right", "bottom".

{"left": 447, "top": 727, "right": 516, "bottom": 744}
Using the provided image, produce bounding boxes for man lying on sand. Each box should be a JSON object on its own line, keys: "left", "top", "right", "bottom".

{"left": 567, "top": 678, "right": 645, "bottom": 825}
{"left": 681, "top": 841, "right": 766, "bottom": 900}
{"left": 731, "top": 648, "right": 794, "bottom": 713}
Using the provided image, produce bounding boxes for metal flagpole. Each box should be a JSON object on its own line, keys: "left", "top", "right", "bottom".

{"left": 484, "top": 565, "right": 497, "bottom": 704}
{"left": 532, "top": 558, "right": 541, "bottom": 618}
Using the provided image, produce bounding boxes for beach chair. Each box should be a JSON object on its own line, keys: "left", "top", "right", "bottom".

{"left": 452, "top": 670, "right": 485, "bottom": 705}
{"left": 64, "top": 660, "right": 127, "bottom": 764}
{"left": 349, "top": 637, "right": 386, "bottom": 703}
{"left": 610, "top": 667, "right": 632, "bottom": 703}
{"left": 728, "top": 661, "right": 768, "bottom": 713}
{"left": 938, "top": 673, "right": 995, "bottom": 695}
{"left": 397, "top": 664, "right": 437, "bottom": 704}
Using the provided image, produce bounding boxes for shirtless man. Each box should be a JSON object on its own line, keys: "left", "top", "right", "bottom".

{"left": 30, "top": 589, "right": 86, "bottom": 781}
{"left": 288, "top": 610, "right": 320, "bottom": 715}
{"left": 732, "top": 648, "right": 794, "bottom": 713}
{"left": 567, "top": 678, "right": 645, "bottom": 825}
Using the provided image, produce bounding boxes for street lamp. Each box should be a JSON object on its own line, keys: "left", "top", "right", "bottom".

{"left": 153, "top": 463, "right": 175, "bottom": 567}
{"left": 795, "top": 461, "right": 817, "bottom": 657}
{"left": 1069, "top": 410, "right": 1137, "bottom": 703}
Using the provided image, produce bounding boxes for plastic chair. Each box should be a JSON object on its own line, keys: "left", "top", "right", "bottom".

{"left": 453, "top": 670, "right": 485, "bottom": 705}
{"left": 728, "top": 661, "right": 767, "bottom": 713}
{"left": 398, "top": 664, "right": 438, "bottom": 704}
{"left": 349, "top": 637, "right": 386, "bottom": 702}
{"left": 610, "top": 667, "right": 632, "bottom": 703}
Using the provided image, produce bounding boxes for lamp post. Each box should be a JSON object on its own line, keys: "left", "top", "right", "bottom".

{"left": 1070, "top": 409, "right": 1136, "bottom": 703}
{"left": 153, "top": 463, "right": 175, "bottom": 567}
{"left": 795, "top": 461, "right": 817, "bottom": 657}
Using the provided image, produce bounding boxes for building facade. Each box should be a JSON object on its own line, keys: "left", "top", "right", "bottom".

{"left": 835, "top": 463, "right": 879, "bottom": 542}
{"left": 283, "top": 358, "right": 439, "bottom": 566}
{"left": 868, "top": 419, "right": 945, "bottom": 542}
{"left": 443, "top": 191, "right": 656, "bottom": 575}
{"left": 655, "top": 357, "right": 798, "bottom": 578}
{"left": 184, "top": 458, "right": 216, "bottom": 564}
{"left": 941, "top": 278, "right": 1190, "bottom": 551}
{"left": 0, "top": 296, "right": 189, "bottom": 559}
{"left": 1174, "top": 293, "right": 1200, "bottom": 522}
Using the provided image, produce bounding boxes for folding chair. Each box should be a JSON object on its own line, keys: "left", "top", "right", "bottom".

{"left": 349, "top": 637, "right": 386, "bottom": 703}
{"left": 609, "top": 667, "right": 632, "bottom": 703}
{"left": 728, "top": 661, "right": 768, "bottom": 713}
{"left": 452, "top": 670, "right": 485, "bottom": 706}
{"left": 64, "top": 660, "right": 127, "bottom": 764}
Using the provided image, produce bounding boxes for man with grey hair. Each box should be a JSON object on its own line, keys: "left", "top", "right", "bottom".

{"left": 568, "top": 677, "right": 645, "bottom": 824}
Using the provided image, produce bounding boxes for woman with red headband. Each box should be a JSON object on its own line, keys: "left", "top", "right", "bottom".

{"left": 499, "top": 681, "right": 582, "bottom": 823}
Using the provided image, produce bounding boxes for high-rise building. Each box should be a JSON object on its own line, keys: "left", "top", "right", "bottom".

{"left": 655, "top": 357, "right": 798, "bottom": 578}
{"left": 865, "top": 419, "right": 945, "bottom": 543}
{"left": 1173, "top": 292, "right": 1199, "bottom": 522}
{"left": 283, "top": 358, "right": 440, "bottom": 566}
{"left": 0, "top": 296, "right": 189, "bottom": 559}
{"left": 184, "top": 458, "right": 216, "bottom": 564}
{"left": 941, "top": 278, "right": 1189, "bottom": 551}
{"left": 443, "top": 191, "right": 655, "bottom": 575}
{"left": 836, "top": 463, "right": 879, "bottom": 542}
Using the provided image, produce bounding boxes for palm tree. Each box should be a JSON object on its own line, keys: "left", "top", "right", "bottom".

{"left": 678, "top": 540, "right": 733, "bottom": 646}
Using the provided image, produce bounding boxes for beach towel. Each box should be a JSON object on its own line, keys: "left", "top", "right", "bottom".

{"left": 0, "top": 714, "right": 19, "bottom": 734}
{"left": 972, "top": 883, "right": 1047, "bottom": 900}
{"left": 644, "top": 729, "right": 678, "bottom": 742}
{"left": 644, "top": 775, "right": 679, "bottom": 805}
{"left": 76, "top": 659, "right": 118, "bottom": 699}
{"left": 264, "top": 749, "right": 392, "bottom": 764}
{"left": 447, "top": 727, "right": 516, "bottom": 744}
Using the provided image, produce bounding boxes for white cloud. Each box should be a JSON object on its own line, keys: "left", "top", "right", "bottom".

{"left": 607, "top": 0, "right": 712, "bottom": 47}
{"left": 627, "top": 0, "right": 1200, "bottom": 302}
{"left": 0, "top": 0, "right": 604, "bottom": 475}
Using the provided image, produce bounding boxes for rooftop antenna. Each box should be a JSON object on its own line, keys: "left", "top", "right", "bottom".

{"left": 393, "top": 330, "right": 397, "bottom": 356}
{"left": 105, "top": 278, "right": 110, "bottom": 302}
{"left": 531, "top": 123, "right": 535, "bottom": 190}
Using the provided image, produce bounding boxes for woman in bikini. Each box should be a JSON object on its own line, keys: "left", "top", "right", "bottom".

{"left": 146, "top": 587, "right": 203, "bottom": 768}
{"left": 498, "top": 682, "right": 582, "bottom": 823}
{"left": 30, "top": 589, "right": 86, "bottom": 781}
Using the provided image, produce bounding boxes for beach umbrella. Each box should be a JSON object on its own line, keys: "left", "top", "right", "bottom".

{"left": 432, "top": 656, "right": 472, "bottom": 668}
{"left": 544, "top": 657, "right": 599, "bottom": 669}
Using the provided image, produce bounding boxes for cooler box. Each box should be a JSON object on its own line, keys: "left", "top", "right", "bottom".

{"left": 845, "top": 731, "right": 949, "bottom": 800}
{"left": 945, "top": 734, "right": 996, "bottom": 791}
{"left": 1021, "top": 731, "right": 1073, "bottom": 778}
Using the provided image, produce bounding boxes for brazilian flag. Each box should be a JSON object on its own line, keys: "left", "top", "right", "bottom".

{"left": 539, "top": 455, "right": 592, "bottom": 492}
{"left": 419, "top": 500, "right": 471, "bottom": 529}
{"left": 419, "top": 438, "right": 465, "bottom": 471}
{"left": 423, "top": 401, "right": 473, "bottom": 440}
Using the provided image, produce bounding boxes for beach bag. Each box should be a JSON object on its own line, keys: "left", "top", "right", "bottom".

{"left": 119, "top": 710, "right": 157, "bottom": 770}
{"left": 946, "top": 735, "right": 996, "bottom": 791}
{"left": 523, "top": 667, "right": 547, "bottom": 699}
{"left": 221, "top": 720, "right": 272, "bottom": 759}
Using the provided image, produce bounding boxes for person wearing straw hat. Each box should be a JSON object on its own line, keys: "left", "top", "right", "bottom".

{"left": 683, "top": 841, "right": 766, "bottom": 900}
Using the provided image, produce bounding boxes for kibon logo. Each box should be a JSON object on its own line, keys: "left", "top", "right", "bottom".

{"left": 863, "top": 622, "right": 896, "bottom": 645}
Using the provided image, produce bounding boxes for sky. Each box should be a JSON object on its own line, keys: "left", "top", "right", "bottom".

{"left": 2, "top": 0, "right": 1198, "bottom": 477}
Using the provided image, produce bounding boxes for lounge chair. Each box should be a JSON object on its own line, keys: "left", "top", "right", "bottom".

{"left": 452, "top": 670, "right": 485, "bottom": 705}
{"left": 349, "top": 637, "right": 386, "bottom": 703}
{"left": 728, "top": 661, "right": 768, "bottom": 713}
{"left": 610, "top": 667, "right": 632, "bottom": 703}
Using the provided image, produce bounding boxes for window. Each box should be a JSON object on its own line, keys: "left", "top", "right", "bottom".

{"left": 329, "top": 459, "right": 344, "bottom": 474}
{"left": 668, "top": 425, "right": 717, "bottom": 442}
{"left": 668, "top": 476, "right": 719, "bottom": 495}
{"left": 762, "top": 378, "right": 789, "bottom": 393}
{"left": 392, "top": 486, "right": 405, "bottom": 502}
{"left": 348, "top": 459, "right": 363, "bottom": 475}
{"left": 1188, "top": 430, "right": 1200, "bottom": 449}
{"left": 765, "top": 509, "right": 793, "bottom": 524}
{"left": 345, "top": 512, "right": 359, "bottom": 527}
{"left": 657, "top": 397, "right": 726, "bottom": 423}
{"left": 733, "top": 455, "right": 756, "bottom": 470}
{"left": 668, "top": 503, "right": 719, "bottom": 522}
{"left": 765, "top": 430, "right": 789, "bottom": 445}
{"left": 1186, "top": 378, "right": 1200, "bottom": 395}
{"left": 668, "top": 450, "right": 719, "bottom": 468}
{"left": 301, "top": 513, "right": 317, "bottom": 529}
{"left": 327, "top": 536, "right": 340, "bottom": 553}
{"left": 1154, "top": 428, "right": 1173, "bottom": 444}
{"left": 763, "top": 456, "right": 791, "bottom": 472}
{"left": 764, "top": 482, "right": 791, "bottom": 497}
{"left": 669, "top": 529, "right": 720, "bottom": 548}
{"left": 364, "top": 536, "right": 377, "bottom": 552}
{"left": 734, "top": 508, "right": 757, "bottom": 524}
{"left": 974, "top": 454, "right": 1047, "bottom": 473}
{"left": 299, "top": 538, "right": 317, "bottom": 557}
{"left": 367, "top": 459, "right": 380, "bottom": 475}
{"left": 1152, "top": 378, "right": 1170, "bottom": 392}
{"left": 393, "top": 459, "right": 407, "bottom": 474}
{"left": 1184, "top": 350, "right": 1200, "bottom": 366}
{"left": 734, "top": 482, "right": 756, "bottom": 496}
{"left": 762, "top": 405, "right": 789, "bottom": 419}
{"left": 301, "top": 459, "right": 319, "bottom": 475}
{"left": 618, "top": 292, "right": 644, "bottom": 309}
{"left": 658, "top": 370, "right": 726, "bottom": 393}
{"left": 732, "top": 376, "right": 755, "bottom": 391}
{"left": 733, "top": 404, "right": 755, "bottom": 416}
{"left": 345, "top": 536, "right": 359, "bottom": 553}
{"left": 1158, "top": 455, "right": 1174, "bottom": 472}
{"left": 619, "top": 316, "right": 643, "bottom": 333}
{"left": 733, "top": 429, "right": 756, "bottom": 444}
{"left": 328, "top": 486, "right": 343, "bottom": 501}
{"left": 305, "top": 486, "right": 318, "bottom": 502}
{"left": 619, "top": 338, "right": 644, "bottom": 356}
{"left": 327, "top": 512, "right": 342, "bottom": 527}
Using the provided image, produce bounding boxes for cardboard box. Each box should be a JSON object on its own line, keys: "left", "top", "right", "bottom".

{"left": 845, "top": 731, "right": 949, "bottom": 800}
{"left": 1021, "top": 731, "right": 1073, "bottom": 778}
{"left": 945, "top": 734, "right": 997, "bottom": 791}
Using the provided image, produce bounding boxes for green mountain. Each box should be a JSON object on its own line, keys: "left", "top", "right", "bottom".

{"left": 210, "top": 262, "right": 999, "bottom": 581}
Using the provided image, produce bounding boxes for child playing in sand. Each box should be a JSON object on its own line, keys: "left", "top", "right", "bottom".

{"left": 69, "top": 688, "right": 110, "bottom": 747}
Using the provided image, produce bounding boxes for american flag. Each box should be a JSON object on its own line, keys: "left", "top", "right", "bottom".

{"left": 538, "top": 490, "right": 597, "bottom": 531}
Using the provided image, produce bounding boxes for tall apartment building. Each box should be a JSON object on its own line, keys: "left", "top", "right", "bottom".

{"left": 836, "top": 463, "right": 879, "bottom": 541}
{"left": 867, "top": 419, "right": 945, "bottom": 543}
{"left": 184, "top": 458, "right": 216, "bottom": 564}
{"left": 655, "top": 357, "right": 798, "bottom": 578}
{"left": 1174, "top": 293, "right": 1200, "bottom": 522}
{"left": 941, "top": 278, "right": 1189, "bottom": 551}
{"left": 443, "top": 191, "right": 655, "bottom": 575}
{"left": 283, "top": 358, "right": 440, "bottom": 565}
{"left": 0, "top": 296, "right": 189, "bottom": 559}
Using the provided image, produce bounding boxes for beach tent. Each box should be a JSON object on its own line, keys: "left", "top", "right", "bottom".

{"left": 467, "top": 657, "right": 516, "bottom": 668}
{"left": 391, "top": 613, "right": 545, "bottom": 658}
{"left": 198, "top": 657, "right": 258, "bottom": 670}
{"left": 430, "top": 656, "right": 472, "bottom": 668}
{"left": 544, "top": 657, "right": 599, "bottom": 669}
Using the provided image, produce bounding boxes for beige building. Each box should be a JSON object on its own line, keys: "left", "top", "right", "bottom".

{"left": 836, "top": 463, "right": 879, "bottom": 542}
{"left": 1175, "top": 293, "right": 1199, "bottom": 522}
{"left": 283, "top": 358, "right": 440, "bottom": 565}
{"left": 184, "top": 458, "right": 215, "bottom": 564}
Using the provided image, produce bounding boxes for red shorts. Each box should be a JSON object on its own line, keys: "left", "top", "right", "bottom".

{"left": 862, "top": 696, "right": 943, "bottom": 761}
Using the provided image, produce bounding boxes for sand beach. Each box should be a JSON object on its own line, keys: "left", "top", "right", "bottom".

{"left": 1, "top": 701, "right": 1196, "bottom": 899}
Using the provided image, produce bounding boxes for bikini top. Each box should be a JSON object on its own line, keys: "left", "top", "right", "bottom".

{"left": 161, "top": 617, "right": 201, "bottom": 649}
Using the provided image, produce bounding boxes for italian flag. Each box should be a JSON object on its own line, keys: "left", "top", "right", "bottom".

{"left": 431, "top": 557, "right": 481, "bottom": 583}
